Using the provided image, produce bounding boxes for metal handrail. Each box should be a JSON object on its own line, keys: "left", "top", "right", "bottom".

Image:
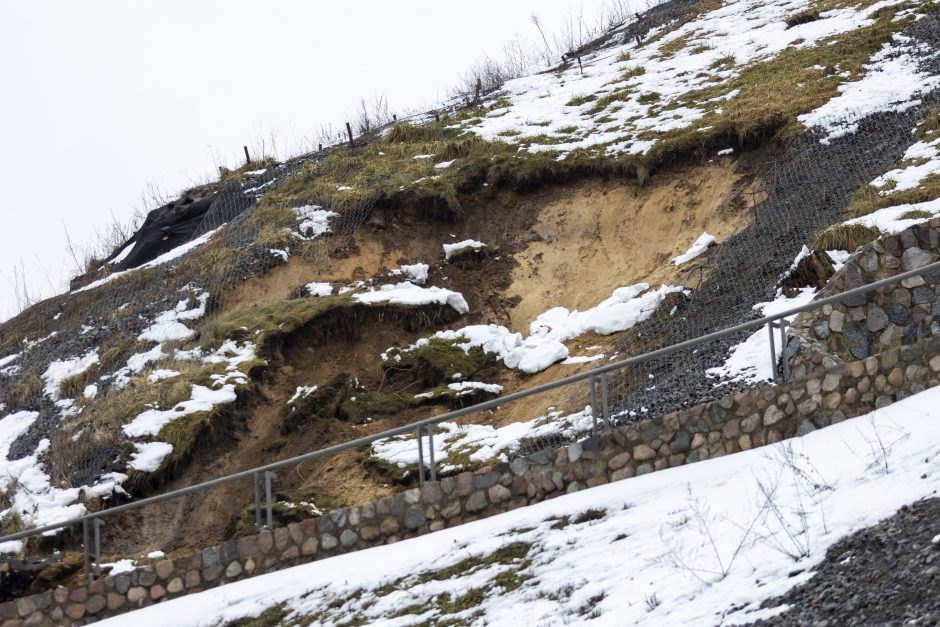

{"left": 3, "top": 257, "right": 939, "bottom": 560}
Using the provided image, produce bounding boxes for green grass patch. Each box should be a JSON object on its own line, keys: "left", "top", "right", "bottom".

{"left": 849, "top": 175, "right": 940, "bottom": 217}
{"left": 338, "top": 390, "right": 406, "bottom": 424}
{"left": 915, "top": 108, "right": 940, "bottom": 140}
{"left": 224, "top": 604, "right": 291, "bottom": 627}
{"left": 416, "top": 542, "right": 532, "bottom": 584}
{"left": 900, "top": 210, "right": 933, "bottom": 221}
{"left": 566, "top": 94, "right": 597, "bottom": 107}
{"left": 384, "top": 336, "right": 497, "bottom": 385}
{"left": 812, "top": 223, "right": 883, "bottom": 251}
{"left": 785, "top": 9, "right": 820, "bottom": 28}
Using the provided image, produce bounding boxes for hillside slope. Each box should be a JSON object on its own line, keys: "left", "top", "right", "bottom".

{"left": 2, "top": 0, "right": 940, "bottom": 601}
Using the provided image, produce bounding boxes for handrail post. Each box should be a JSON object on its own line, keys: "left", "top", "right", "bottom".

{"left": 589, "top": 374, "right": 599, "bottom": 437}
{"left": 254, "top": 472, "right": 262, "bottom": 532}
{"left": 82, "top": 518, "right": 91, "bottom": 582}
{"left": 600, "top": 373, "right": 611, "bottom": 430}
{"left": 767, "top": 322, "right": 778, "bottom": 382}
{"left": 416, "top": 427, "right": 426, "bottom": 485}
{"left": 93, "top": 518, "right": 103, "bottom": 580}
{"left": 427, "top": 425, "right": 437, "bottom": 482}
{"left": 264, "top": 470, "right": 274, "bottom": 530}
{"left": 779, "top": 320, "right": 791, "bottom": 383}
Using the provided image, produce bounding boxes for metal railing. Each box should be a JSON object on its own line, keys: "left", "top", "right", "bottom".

{"left": 3, "top": 257, "right": 940, "bottom": 581}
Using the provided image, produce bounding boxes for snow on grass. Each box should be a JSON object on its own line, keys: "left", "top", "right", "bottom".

{"left": 304, "top": 282, "right": 333, "bottom": 297}
{"left": 287, "top": 385, "right": 318, "bottom": 406}
{"left": 707, "top": 286, "right": 818, "bottom": 384}
{"left": 147, "top": 369, "right": 179, "bottom": 383}
{"left": 390, "top": 263, "right": 430, "bottom": 285}
{"left": 799, "top": 34, "right": 940, "bottom": 143}
{"left": 0, "top": 410, "right": 124, "bottom": 553}
{"left": 870, "top": 136, "right": 940, "bottom": 193}
{"left": 443, "top": 239, "right": 487, "bottom": 260}
{"left": 73, "top": 228, "right": 222, "bottom": 293}
{"left": 294, "top": 205, "right": 338, "bottom": 239}
{"left": 447, "top": 381, "right": 504, "bottom": 396}
{"left": 41, "top": 350, "right": 99, "bottom": 400}
{"left": 673, "top": 232, "right": 716, "bottom": 265}
{"left": 137, "top": 290, "right": 210, "bottom": 343}
{"left": 128, "top": 442, "right": 174, "bottom": 472}
{"left": 372, "top": 407, "right": 594, "bottom": 475}
{"left": 108, "top": 387, "right": 940, "bottom": 626}
{"left": 528, "top": 284, "right": 685, "bottom": 342}
{"left": 122, "top": 339, "right": 255, "bottom": 440}
{"left": 352, "top": 282, "right": 469, "bottom": 314}
{"left": 386, "top": 284, "right": 680, "bottom": 376}
{"left": 842, "top": 197, "right": 940, "bottom": 233}
{"left": 121, "top": 384, "right": 238, "bottom": 438}
{"left": 460, "top": 0, "right": 901, "bottom": 158}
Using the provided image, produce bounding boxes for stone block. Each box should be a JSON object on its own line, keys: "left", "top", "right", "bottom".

{"left": 404, "top": 508, "right": 426, "bottom": 530}
{"left": 466, "top": 491, "right": 488, "bottom": 513}
{"left": 379, "top": 517, "right": 400, "bottom": 535}
{"left": 633, "top": 444, "right": 656, "bottom": 461}
{"left": 65, "top": 604, "right": 86, "bottom": 620}
{"left": 301, "top": 538, "right": 319, "bottom": 556}
{"left": 273, "top": 527, "right": 289, "bottom": 551}
{"left": 150, "top": 585, "right": 166, "bottom": 601}
{"left": 607, "top": 452, "right": 631, "bottom": 470}
{"left": 288, "top": 522, "right": 304, "bottom": 545}
{"left": 126, "top": 587, "right": 147, "bottom": 604}
{"left": 107, "top": 592, "right": 125, "bottom": 610}
{"left": 456, "top": 472, "right": 474, "bottom": 496}
{"left": 608, "top": 465, "right": 633, "bottom": 481}
{"left": 488, "top": 484, "right": 511, "bottom": 503}
{"left": 155, "top": 559, "right": 175, "bottom": 580}
{"left": 185, "top": 570, "right": 201, "bottom": 588}
{"left": 225, "top": 561, "right": 243, "bottom": 578}
{"left": 203, "top": 565, "right": 223, "bottom": 582}
{"left": 338, "top": 529, "right": 359, "bottom": 548}
{"left": 167, "top": 577, "right": 184, "bottom": 594}
{"left": 320, "top": 534, "right": 338, "bottom": 551}
{"left": 300, "top": 518, "right": 317, "bottom": 537}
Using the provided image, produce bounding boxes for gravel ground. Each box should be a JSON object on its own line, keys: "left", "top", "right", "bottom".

{"left": 750, "top": 497, "right": 940, "bottom": 627}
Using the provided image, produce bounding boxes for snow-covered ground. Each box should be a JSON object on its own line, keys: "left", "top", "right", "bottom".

{"left": 458, "top": 0, "right": 914, "bottom": 158}
{"left": 384, "top": 283, "right": 683, "bottom": 378}
{"left": 799, "top": 34, "right": 940, "bottom": 143}
{"left": 707, "top": 286, "right": 818, "bottom": 384}
{"left": 0, "top": 289, "right": 258, "bottom": 551}
{"left": 101, "top": 386, "right": 940, "bottom": 626}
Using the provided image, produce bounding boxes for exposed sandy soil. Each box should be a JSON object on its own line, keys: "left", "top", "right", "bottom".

{"left": 102, "top": 158, "right": 757, "bottom": 556}
{"left": 506, "top": 159, "right": 747, "bottom": 331}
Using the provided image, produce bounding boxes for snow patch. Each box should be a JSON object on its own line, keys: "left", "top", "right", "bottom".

{"left": 673, "top": 232, "right": 716, "bottom": 265}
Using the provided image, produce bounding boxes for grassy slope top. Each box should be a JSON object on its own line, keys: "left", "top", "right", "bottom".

{"left": 269, "top": 0, "right": 925, "bottom": 216}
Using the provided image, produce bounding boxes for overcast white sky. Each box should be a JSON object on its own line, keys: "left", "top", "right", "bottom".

{"left": 0, "top": 0, "right": 620, "bottom": 321}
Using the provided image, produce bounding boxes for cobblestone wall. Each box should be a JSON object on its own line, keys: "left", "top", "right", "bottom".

{"left": 7, "top": 331, "right": 940, "bottom": 625}
{"left": 790, "top": 221, "right": 940, "bottom": 363}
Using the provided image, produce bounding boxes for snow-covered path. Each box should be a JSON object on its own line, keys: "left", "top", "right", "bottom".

{"left": 100, "top": 387, "right": 940, "bottom": 626}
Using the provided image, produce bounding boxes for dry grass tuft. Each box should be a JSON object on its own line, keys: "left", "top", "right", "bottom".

{"left": 812, "top": 223, "right": 883, "bottom": 251}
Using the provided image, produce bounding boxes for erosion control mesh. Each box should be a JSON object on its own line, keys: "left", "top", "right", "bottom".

{"left": 0, "top": 144, "right": 385, "bottom": 469}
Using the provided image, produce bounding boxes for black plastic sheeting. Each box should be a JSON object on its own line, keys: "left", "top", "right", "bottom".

{"left": 102, "top": 188, "right": 251, "bottom": 272}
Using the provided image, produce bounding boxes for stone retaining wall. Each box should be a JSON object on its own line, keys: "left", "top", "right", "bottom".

{"left": 6, "top": 328, "right": 940, "bottom": 625}
{"left": 790, "top": 221, "right": 940, "bottom": 362}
